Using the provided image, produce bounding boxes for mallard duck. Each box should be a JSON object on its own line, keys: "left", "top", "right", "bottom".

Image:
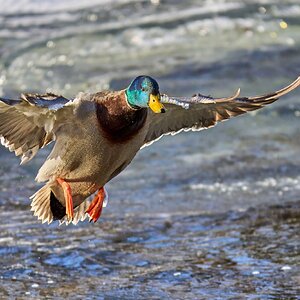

{"left": 0, "top": 75, "right": 299, "bottom": 225}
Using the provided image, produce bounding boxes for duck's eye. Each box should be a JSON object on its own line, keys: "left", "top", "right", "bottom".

{"left": 141, "top": 87, "right": 146, "bottom": 92}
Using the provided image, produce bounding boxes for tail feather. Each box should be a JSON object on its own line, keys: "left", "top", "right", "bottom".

{"left": 30, "top": 184, "right": 53, "bottom": 224}
{"left": 30, "top": 185, "right": 89, "bottom": 225}
{"left": 59, "top": 200, "right": 90, "bottom": 226}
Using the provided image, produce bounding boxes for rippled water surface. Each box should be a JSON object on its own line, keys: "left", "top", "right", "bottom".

{"left": 0, "top": 0, "right": 300, "bottom": 298}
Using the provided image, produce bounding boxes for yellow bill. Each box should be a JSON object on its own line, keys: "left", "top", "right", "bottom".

{"left": 149, "top": 94, "right": 165, "bottom": 113}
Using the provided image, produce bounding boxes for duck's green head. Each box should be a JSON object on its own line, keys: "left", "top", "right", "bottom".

{"left": 125, "top": 75, "right": 165, "bottom": 113}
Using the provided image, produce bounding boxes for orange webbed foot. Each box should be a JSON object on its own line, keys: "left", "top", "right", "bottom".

{"left": 57, "top": 178, "right": 74, "bottom": 221}
{"left": 86, "top": 187, "right": 107, "bottom": 223}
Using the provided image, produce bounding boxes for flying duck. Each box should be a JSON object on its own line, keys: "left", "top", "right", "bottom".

{"left": 0, "top": 75, "right": 299, "bottom": 225}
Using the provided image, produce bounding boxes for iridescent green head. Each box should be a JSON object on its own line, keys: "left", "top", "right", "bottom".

{"left": 125, "top": 75, "right": 165, "bottom": 113}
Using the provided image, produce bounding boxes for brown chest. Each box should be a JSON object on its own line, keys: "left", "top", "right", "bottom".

{"left": 95, "top": 102, "right": 147, "bottom": 143}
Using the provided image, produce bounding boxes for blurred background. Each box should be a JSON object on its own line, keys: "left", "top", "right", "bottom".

{"left": 0, "top": 0, "right": 300, "bottom": 298}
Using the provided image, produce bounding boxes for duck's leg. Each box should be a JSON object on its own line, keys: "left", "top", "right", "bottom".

{"left": 86, "top": 187, "right": 107, "bottom": 223}
{"left": 56, "top": 178, "right": 74, "bottom": 221}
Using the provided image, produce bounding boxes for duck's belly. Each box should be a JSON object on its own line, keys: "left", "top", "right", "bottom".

{"left": 45, "top": 123, "right": 146, "bottom": 207}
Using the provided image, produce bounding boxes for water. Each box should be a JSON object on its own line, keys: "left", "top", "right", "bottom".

{"left": 0, "top": 0, "right": 300, "bottom": 298}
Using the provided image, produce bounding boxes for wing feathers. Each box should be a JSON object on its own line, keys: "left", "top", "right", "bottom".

{"left": 247, "top": 76, "right": 300, "bottom": 102}
{"left": 0, "top": 92, "right": 71, "bottom": 163}
{"left": 144, "top": 77, "right": 300, "bottom": 147}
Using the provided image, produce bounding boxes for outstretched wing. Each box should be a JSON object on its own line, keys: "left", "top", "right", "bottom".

{"left": 143, "top": 77, "right": 300, "bottom": 147}
{"left": 0, "top": 92, "right": 73, "bottom": 164}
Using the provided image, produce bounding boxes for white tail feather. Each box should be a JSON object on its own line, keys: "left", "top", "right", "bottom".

{"left": 30, "top": 184, "right": 53, "bottom": 224}
{"left": 59, "top": 200, "right": 90, "bottom": 225}
{"left": 30, "top": 185, "right": 90, "bottom": 225}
